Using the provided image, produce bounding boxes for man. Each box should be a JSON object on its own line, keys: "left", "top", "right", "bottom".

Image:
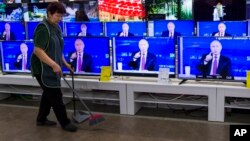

{"left": 117, "top": 23, "right": 134, "bottom": 37}
{"left": 197, "top": 40, "right": 232, "bottom": 78}
{"left": 161, "top": 21, "right": 181, "bottom": 43}
{"left": 78, "top": 23, "right": 92, "bottom": 37}
{"left": 212, "top": 22, "right": 231, "bottom": 37}
{"left": 1, "top": 23, "right": 16, "bottom": 41}
{"left": 14, "top": 43, "right": 30, "bottom": 71}
{"left": 69, "top": 38, "right": 92, "bottom": 73}
{"left": 129, "top": 39, "right": 157, "bottom": 71}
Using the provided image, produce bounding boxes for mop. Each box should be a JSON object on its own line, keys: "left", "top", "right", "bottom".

{"left": 70, "top": 73, "right": 90, "bottom": 123}
{"left": 62, "top": 76, "right": 105, "bottom": 126}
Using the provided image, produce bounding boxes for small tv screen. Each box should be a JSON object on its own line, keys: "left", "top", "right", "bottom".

{"left": 26, "top": 21, "right": 63, "bottom": 40}
{"left": 0, "top": 41, "right": 33, "bottom": 73}
{"left": 62, "top": 1, "right": 98, "bottom": 22}
{"left": 98, "top": 0, "right": 145, "bottom": 21}
{"left": 0, "top": 3, "right": 23, "bottom": 21}
{"left": 178, "top": 36, "right": 250, "bottom": 82}
{"left": 0, "top": 21, "right": 26, "bottom": 40}
{"left": 194, "top": 0, "right": 246, "bottom": 21}
{"left": 197, "top": 21, "right": 248, "bottom": 36}
{"left": 146, "top": 0, "right": 193, "bottom": 20}
{"left": 112, "top": 37, "right": 175, "bottom": 77}
{"left": 63, "top": 37, "right": 110, "bottom": 75}
{"left": 26, "top": 3, "right": 48, "bottom": 21}
{"left": 64, "top": 22, "right": 103, "bottom": 37}
{"left": 105, "top": 21, "right": 147, "bottom": 37}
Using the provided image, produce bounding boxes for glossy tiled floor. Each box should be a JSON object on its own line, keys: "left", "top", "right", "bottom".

{"left": 0, "top": 105, "right": 229, "bottom": 141}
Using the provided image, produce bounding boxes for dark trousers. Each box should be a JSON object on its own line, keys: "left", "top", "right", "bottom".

{"left": 35, "top": 75, "right": 70, "bottom": 127}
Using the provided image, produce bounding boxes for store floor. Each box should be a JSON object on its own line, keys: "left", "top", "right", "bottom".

{"left": 0, "top": 104, "right": 229, "bottom": 141}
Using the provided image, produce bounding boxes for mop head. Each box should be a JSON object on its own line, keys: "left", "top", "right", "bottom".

{"left": 89, "top": 114, "right": 105, "bottom": 126}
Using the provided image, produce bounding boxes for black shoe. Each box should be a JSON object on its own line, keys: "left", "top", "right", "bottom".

{"left": 37, "top": 120, "right": 57, "bottom": 126}
{"left": 62, "top": 123, "right": 78, "bottom": 132}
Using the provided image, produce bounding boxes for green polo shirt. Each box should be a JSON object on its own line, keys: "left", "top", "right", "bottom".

{"left": 31, "top": 24, "right": 49, "bottom": 75}
{"left": 31, "top": 20, "right": 64, "bottom": 87}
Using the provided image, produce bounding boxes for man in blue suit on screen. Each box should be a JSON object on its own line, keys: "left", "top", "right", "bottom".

{"left": 78, "top": 23, "right": 92, "bottom": 37}
{"left": 117, "top": 23, "right": 134, "bottom": 37}
{"left": 212, "top": 22, "right": 231, "bottom": 37}
{"left": 197, "top": 40, "right": 233, "bottom": 79}
{"left": 161, "top": 21, "right": 181, "bottom": 44}
{"left": 69, "top": 39, "right": 92, "bottom": 73}
{"left": 129, "top": 39, "right": 157, "bottom": 71}
{"left": 14, "top": 43, "right": 30, "bottom": 71}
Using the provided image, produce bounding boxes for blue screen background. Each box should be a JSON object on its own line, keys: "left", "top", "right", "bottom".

{"left": 105, "top": 22, "right": 147, "bottom": 37}
{"left": 0, "top": 22, "right": 26, "bottom": 40}
{"left": 1, "top": 41, "right": 33, "bottom": 72}
{"left": 64, "top": 22, "right": 103, "bottom": 37}
{"left": 63, "top": 37, "right": 110, "bottom": 74}
{"left": 152, "top": 20, "right": 195, "bottom": 36}
{"left": 197, "top": 21, "right": 248, "bottom": 36}
{"left": 113, "top": 37, "right": 175, "bottom": 74}
{"left": 178, "top": 37, "right": 250, "bottom": 80}
{"left": 27, "top": 21, "right": 63, "bottom": 40}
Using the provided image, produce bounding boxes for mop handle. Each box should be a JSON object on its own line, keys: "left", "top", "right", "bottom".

{"left": 71, "top": 73, "right": 76, "bottom": 115}
{"left": 62, "top": 76, "right": 93, "bottom": 115}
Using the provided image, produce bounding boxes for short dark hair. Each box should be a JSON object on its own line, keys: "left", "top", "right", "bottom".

{"left": 47, "top": 2, "right": 66, "bottom": 15}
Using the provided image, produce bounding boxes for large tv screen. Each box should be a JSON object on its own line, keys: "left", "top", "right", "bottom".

{"left": 112, "top": 37, "right": 175, "bottom": 77}
{"left": 194, "top": 0, "right": 246, "bottom": 21}
{"left": 0, "top": 3, "right": 23, "bottom": 21}
{"left": 64, "top": 22, "right": 103, "bottom": 37}
{"left": 146, "top": 0, "right": 193, "bottom": 20}
{"left": 1, "top": 41, "right": 33, "bottom": 73}
{"left": 105, "top": 21, "right": 147, "bottom": 37}
{"left": 26, "top": 21, "right": 63, "bottom": 40}
{"left": 178, "top": 36, "right": 250, "bottom": 82}
{"left": 62, "top": 1, "right": 98, "bottom": 22}
{"left": 98, "top": 0, "right": 145, "bottom": 21}
{"left": 197, "top": 21, "right": 248, "bottom": 37}
{"left": 63, "top": 37, "right": 110, "bottom": 75}
{"left": 0, "top": 21, "right": 26, "bottom": 40}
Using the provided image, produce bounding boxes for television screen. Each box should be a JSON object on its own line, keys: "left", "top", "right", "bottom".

{"left": 26, "top": 3, "right": 48, "bottom": 21}
{"left": 98, "top": 0, "right": 145, "bottom": 21}
{"left": 64, "top": 22, "right": 103, "bottom": 37}
{"left": 0, "top": 21, "right": 26, "bottom": 40}
{"left": 197, "top": 21, "right": 248, "bottom": 36}
{"left": 178, "top": 36, "right": 250, "bottom": 82}
{"left": 105, "top": 21, "right": 147, "bottom": 37}
{"left": 26, "top": 21, "right": 63, "bottom": 40}
{"left": 0, "top": 41, "right": 33, "bottom": 73}
{"left": 63, "top": 37, "right": 110, "bottom": 75}
{"left": 62, "top": 1, "right": 98, "bottom": 22}
{"left": 0, "top": 3, "right": 23, "bottom": 21}
{"left": 148, "top": 20, "right": 194, "bottom": 36}
{"left": 112, "top": 37, "right": 175, "bottom": 77}
{"left": 194, "top": 0, "right": 246, "bottom": 21}
{"left": 146, "top": 0, "right": 193, "bottom": 20}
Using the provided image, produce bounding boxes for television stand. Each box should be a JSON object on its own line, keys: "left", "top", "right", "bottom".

{"left": 178, "top": 79, "right": 187, "bottom": 85}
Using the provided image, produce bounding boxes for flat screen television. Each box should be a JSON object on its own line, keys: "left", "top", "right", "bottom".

{"left": 112, "top": 37, "right": 175, "bottom": 77}
{"left": 146, "top": 0, "right": 193, "bottom": 20}
{"left": 148, "top": 20, "right": 195, "bottom": 37}
{"left": 105, "top": 21, "right": 147, "bottom": 37}
{"left": 26, "top": 3, "right": 48, "bottom": 21}
{"left": 178, "top": 36, "right": 250, "bottom": 82}
{"left": 193, "top": 0, "right": 246, "bottom": 21}
{"left": 0, "top": 41, "right": 33, "bottom": 74}
{"left": 0, "top": 21, "right": 26, "bottom": 40}
{"left": 64, "top": 22, "right": 103, "bottom": 37}
{"left": 62, "top": 1, "right": 98, "bottom": 22}
{"left": 98, "top": 0, "right": 145, "bottom": 21}
{"left": 63, "top": 37, "right": 110, "bottom": 75}
{"left": 197, "top": 21, "right": 248, "bottom": 37}
{"left": 26, "top": 21, "right": 63, "bottom": 40}
{"left": 0, "top": 3, "right": 23, "bottom": 21}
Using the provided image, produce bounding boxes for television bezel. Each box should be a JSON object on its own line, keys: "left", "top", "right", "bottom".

{"left": 112, "top": 36, "right": 176, "bottom": 78}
